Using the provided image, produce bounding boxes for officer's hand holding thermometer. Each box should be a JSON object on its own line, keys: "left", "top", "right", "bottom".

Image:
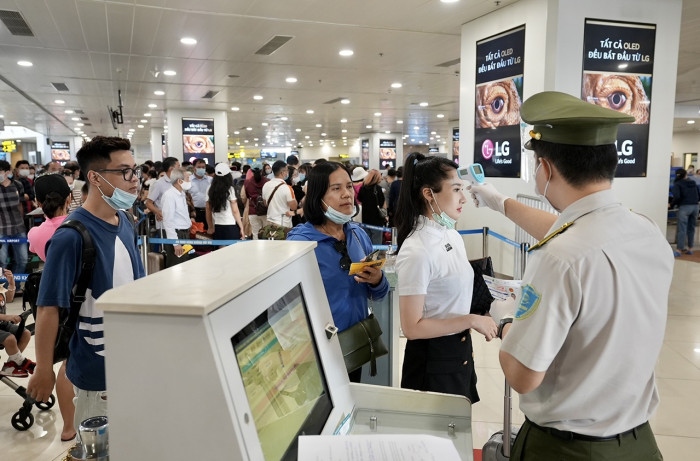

{"left": 460, "top": 163, "right": 510, "bottom": 215}
{"left": 459, "top": 164, "right": 516, "bottom": 336}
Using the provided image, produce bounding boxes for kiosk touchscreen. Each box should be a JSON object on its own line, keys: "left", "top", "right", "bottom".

{"left": 99, "top": 241, "right": 472, "bottom": 460}
{"left": 230, "top": 285, "right": 331, "bottom": 461}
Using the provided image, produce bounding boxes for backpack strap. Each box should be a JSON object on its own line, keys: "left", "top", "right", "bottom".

{"left": 59, "top": 220, "right": 96, "bottom": 323}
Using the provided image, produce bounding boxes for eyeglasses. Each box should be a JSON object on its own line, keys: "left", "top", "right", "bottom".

{"left": 97, "top": 167, "right": 142, "bottom": 181}
{"left": 333, "top": 240, "right": 352, "bottom": 272}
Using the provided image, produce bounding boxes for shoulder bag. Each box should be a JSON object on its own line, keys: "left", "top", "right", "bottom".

{"left": 469, "top": 256, "right": 495, "bottom": 315}
{"left": 338, "top": 303, "right": 388, "bottom": 377}
{"left": 258, "top": 182, "right": 291, "bottom": 240}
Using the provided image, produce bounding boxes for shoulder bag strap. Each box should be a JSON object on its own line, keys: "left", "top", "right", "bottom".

{"left": 268, "top": 182, "right": 285, "bottom": 204}
{"left": 58, "top": 220, "right": 95, "bottom": 324}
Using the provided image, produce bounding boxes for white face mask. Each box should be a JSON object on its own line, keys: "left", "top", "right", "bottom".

{"left": 180, "top": 181, "right": 192, "bottom": 191}
{"left": 19, "top": 169, "right": 31, "bottom": 177}
{"left": 534, "top": 159, "right": 555, "bottom": 211}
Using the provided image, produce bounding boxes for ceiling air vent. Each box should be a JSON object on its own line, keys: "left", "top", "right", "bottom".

{"left": 0, "top": 10, "right": 34, "bottom": 36}
{"left": 74, "top": 109, "right": 84, "bottom": 114}
{"left": 436, "top": 58, "right": 460, "bottom": 68}
{"left": 323, "top": 97, "right": 345, "bottom": 104}
{"left": 255, "top": 36, "right": 293, "bottom": 56}
{"left": 52, "top": 82, "right": 70, "bottom": 92}
{"left": 202, "top": 90, "right": 220, "bottom": 99}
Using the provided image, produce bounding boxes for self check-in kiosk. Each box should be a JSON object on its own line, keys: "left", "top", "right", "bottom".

{"left": 98, "top": 241, "right": 473, "bottom": 460}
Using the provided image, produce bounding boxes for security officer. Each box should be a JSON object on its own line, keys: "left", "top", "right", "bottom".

{"left": 472, "top": 91, "right": 672, "bottom": 460}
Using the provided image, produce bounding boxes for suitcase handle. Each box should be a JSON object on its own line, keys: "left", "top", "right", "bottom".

{"left": 503, "top": 381, "right": 512, "bottom": 457}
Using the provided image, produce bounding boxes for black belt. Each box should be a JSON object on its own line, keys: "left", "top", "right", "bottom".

{"left": 526, "top": 418, "right": 645, "bottom": 442}
{"left": 194, "top": 207, "right": 206, "bottom": 211}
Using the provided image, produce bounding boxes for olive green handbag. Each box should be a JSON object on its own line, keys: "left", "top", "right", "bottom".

{"left": 337, "top": 312, "right": 388, "bottom": 377}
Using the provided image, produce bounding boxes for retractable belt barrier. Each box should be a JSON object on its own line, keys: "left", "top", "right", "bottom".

{"left": 2, "top": 225, "right": 528, "bottom": 282}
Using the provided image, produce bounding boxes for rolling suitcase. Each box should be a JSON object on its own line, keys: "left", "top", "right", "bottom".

{"left": 482, "top": 381, "right": 519, "bottom": 460}
{"left": 147, "top": 251, "right": 165, "bottom": 274}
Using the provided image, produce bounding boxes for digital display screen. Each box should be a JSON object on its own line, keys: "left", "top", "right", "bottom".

{"left": 231, "top": 285, "right": 332, "bottom": 461}
{"left": 473, "top": 164, "right": 483, "bottom": 175}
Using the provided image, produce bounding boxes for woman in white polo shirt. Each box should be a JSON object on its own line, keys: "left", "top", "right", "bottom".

{"left": 394, "top": 152, "right": 498, "bottom": 403}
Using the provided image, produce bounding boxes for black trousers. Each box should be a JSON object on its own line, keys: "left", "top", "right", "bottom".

{"left": 163, "top": 229, "right": 192, "bottom": 268}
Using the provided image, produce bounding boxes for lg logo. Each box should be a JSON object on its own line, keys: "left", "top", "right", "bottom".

{"left": 481, "top": 139, "right": 510, "bottom": 159}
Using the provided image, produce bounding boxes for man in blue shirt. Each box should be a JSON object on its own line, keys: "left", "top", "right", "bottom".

{"left": 189, "top": 158, "right": 211, "bottom": 228}
{"left": 27, "top": 136, "right": 145, "bottom": 437}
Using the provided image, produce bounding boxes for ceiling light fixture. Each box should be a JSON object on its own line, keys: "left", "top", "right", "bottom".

{"left": 340, "top": 118, "right": 347, "bottom": 123}
{"left": 17, "top": 60, "right": 33, "bottom": 67}
{"left": 231, "top": 106, "right": 240, "bottom": 111}
{"left": 144, "top": 113, "right": 152, "bottom": 117}
{"left": 148, "top": 104, "right": 157, "bottom": 109}
{"left": 340, "top": 99, "right": 350, "bottom": 104}
{"left": 374, "top": 112, "right": 382, "bottom": 116}
{"left": 253, "top": 95, "right": 263, "bottom": 100}
{"left": 339, "top": 49, "right": 354, "bottom": 57}
{"left": 419, "top": 102, "right": 429, "bottom": 107}
{"left": 55, "top": 99, "right": 65, "bottom": 104}
{"left": 286, "top": 77, "right": 298, "bottom": 83}
{"left": 180, "top": 37, "right": 197, "bottom": 45}
{"left": 65, "top": 110, "right": 74, "bottom": 114}
{"left": 391, "top": 82, "right": 402, "bottom": 88}
{"left": 437, "top": 114, "right": 445, "bottom": 118}
{"left": 688, "top": 120, "right": 696, "bottom": 124}
{"left": 397, "top": 120, "right": 404, "bottom": 124}
{"left": 306, "top": 109, "right": 314, "bottom": 114}
{"left": 154, "top": 90, "right": 165, "bottom": 96}
{"left": 163, "top": 70, "right": 177, "bottom": 76}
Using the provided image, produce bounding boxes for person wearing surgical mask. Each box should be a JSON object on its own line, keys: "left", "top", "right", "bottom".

{"left": 287, "top": 162, "right": 389, "bottom": 383}
{"left": 160, "top": 167, "right": 194, "bottom": 266}
{"left": 392, "top": 152, "right": 500, "bottom": 403}
{"left": 190, "top": 158, "right": 212, "bottom": 229}
{"left": 469, "top": 91, "right": 670, "bottom": 460}
{"left": 27, "top": 136, "right": 145, "bottom": 440}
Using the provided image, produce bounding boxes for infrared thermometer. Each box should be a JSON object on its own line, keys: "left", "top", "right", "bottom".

{"left": 457, "top": 163, "right": 486, "bottom": 185}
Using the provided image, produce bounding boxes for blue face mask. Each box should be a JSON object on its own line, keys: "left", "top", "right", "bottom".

{"left": 298, "top": 173, "right": 305, "bottom": 182}
{"left": 429, "top": 191, "right": 456, "bottom": 230}
{"left": 7, "top": 173, "right": 13, "bottom": 180}
{"left": 323, "top": 201, "right": 356, "bottom": 225}
{"left": 96, "top": 173, "right": 138, "bottom": 210}
{"left": 195, "top": 168, "right": 206, "bottom": 177}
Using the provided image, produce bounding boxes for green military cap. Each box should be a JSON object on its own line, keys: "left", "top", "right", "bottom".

{"left": 521, "top": 91, "right": 635, "bottom": 148}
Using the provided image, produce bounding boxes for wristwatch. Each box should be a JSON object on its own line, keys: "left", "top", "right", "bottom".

{"left": 497, "top": 316, "right": 514, "bottom": 339}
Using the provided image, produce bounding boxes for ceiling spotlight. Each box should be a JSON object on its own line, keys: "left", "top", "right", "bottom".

{"left": 440, "top": 0, "right": 460, "bottom": 3}
{"left": 17, "top": 60, "right": 33, "bottom": 67}
{"left": 55, "top": 99, "right": 65, "bottom": 104}
{"left": 340, "top": 99, "right": 350, "bottom": 105}
{"left": 374, "top": 112, "right": 382, "bottom": 117}
{"left": 339, "top": 49, "right": 354, "bottom": 57}
{"left": 148, "top": 103, "right": 157, "bottom": 109}
{"left": 315, "top": 124, "right": 322, "bottom": 128}
{"left": 253, "top": 95, "right": 263, "bottom": 100}
{"left": 286, "top": 77, "right": 298, "bottom": 83}
{"left": 397, "top": 120, "right": 404, "bottom": 124}
{"left": 246, "top": 127, "right": 253, "bottom": 131}
{"left": 688, "top": 120, "right": 696, "bottom": 124}
{"left": 10, "top": 121, "right": 17, "bottom": 125}
{"left": 262, "top": 122, "right": 268, "bottom": 126}
{"left": 340, "top": 118, "right": 347, "bottom": 123}
{"left": 65, "top": 110, "right": 74, "bottom": 114}
{"left": 419, "top": 102, "right": 429, "bottom": 107}
{"left": 280, "top": 116, "right": 288, "bottom": 121}
{"left": 296, "top": 128, "right": 302, "bottom": 132}
{"left": 71, "top": 117, "right": 80, "bottom": 121}
{"left": 306, "top": 109, "right": 314, "bottom": 114}
{"left": 437, "top": 114, "right": 445, "bottom": 118}
{"left": 144, "top": 113, "right": 152, "bottom": 117}
{"left": 75, "top": 123, "right": 84, "bottom": 127}
{"left": 231, "top": 106, "right": 240, "bottom": 111}
{"left": 366, "top": 125, "right": 372, "bottom": 129}
{"left": 163, "top": 70, "right": 177, "bottom": 76}
{"left": 180, "top": 37, "right": 197, "bottom": 45}
{"left": 140, "top": 119, "right": 148, "bottom": 123}
{"left": 137, "top": 125, "right": 144, "bottom": 128}
{"left": 391, "top": 82, "right": 402, "bottom": 89}
{"left": 154, "top": 90, "right": 165, "bottom": 96}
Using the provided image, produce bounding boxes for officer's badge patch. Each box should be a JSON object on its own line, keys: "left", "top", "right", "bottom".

{"left": 516, "top": 284, "right": 541, "bottom": 319}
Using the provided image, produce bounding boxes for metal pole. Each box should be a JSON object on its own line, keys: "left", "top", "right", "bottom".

{"left": 482, "top": 226, "right": 489, "bottom": 258}
{"left": 503, "top": 380, "right": 512, "bottom": 457}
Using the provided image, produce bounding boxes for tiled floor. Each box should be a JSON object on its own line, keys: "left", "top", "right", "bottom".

{"left": 1, "top": 258, "right": 699, "bottom": 460}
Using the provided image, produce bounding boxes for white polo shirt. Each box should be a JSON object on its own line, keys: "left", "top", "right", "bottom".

{"left": 502, "top": 189, "right": 674, "bottom": 437}
{"left": 262, "top": 178, "right": 294, "bottom": 227}
{"left": 396, "top": 216, "right": 474, "bottom": 319}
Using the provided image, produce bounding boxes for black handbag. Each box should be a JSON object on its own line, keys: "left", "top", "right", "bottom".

{"left": 338, "top": 313, "right": 388, "bottom": 376}
{"left": 469, "top": 256, "right": 495, "bottom": 315}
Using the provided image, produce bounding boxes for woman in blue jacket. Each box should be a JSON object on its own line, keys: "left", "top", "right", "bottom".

{"left": 287, "top": 162, "right": 389, "bottom": 382}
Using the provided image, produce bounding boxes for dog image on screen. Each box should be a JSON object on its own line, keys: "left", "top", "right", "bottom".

{"left": 475, "top": 78, "right": 522, "bottom": 129}
{"left": 582, "top": 73, "right": 650, "bottom": 124}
